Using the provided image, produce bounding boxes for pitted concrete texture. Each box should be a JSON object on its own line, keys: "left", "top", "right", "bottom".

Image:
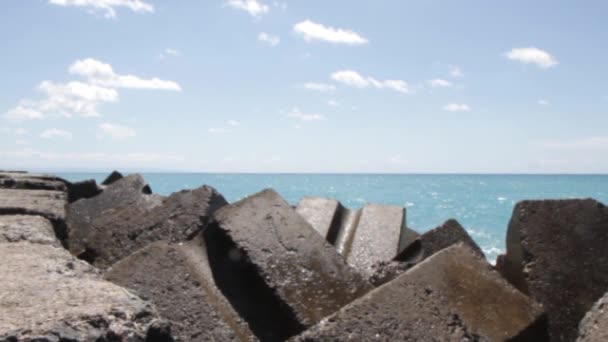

{"left": 0, "top": 215, "right": 60, "bottom": 246}
{"left": 292, "top": 243, "right": 548, "bottom": 342}
{"left": 346, "top": 204, "right": 405, "bottom": 277}
{"left": 296, "top": 197, "right": 341, "bottom": 241}
{"left": 0, "top": 172, "right": 67, "bottom": 191}
{"left": 577, "top": 291, "right": 608, "bottom": 342}
{"left": 106, "top": 237, "right": 256, "bottom": 341}
{"left": 0, "top": 242, "right": 166, "bottom": 341}
{"left": 74, "top": 185, "right": 227, "bottom": 269}
{"left": 0, "top": 189, "right": 67, "bottom": 222}
{"left": 66, "top": 173, "right": 163, "bottom": 257}
{"left": 207, "top": 189, "right": 372, "bottom": 336}
{"left": 497, "top": 199, "right": 608, "bottom": 342}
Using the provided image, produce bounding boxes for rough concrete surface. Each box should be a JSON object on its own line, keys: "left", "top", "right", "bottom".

{"left": 0, "top": 215, "right": 60, "bottom": 246}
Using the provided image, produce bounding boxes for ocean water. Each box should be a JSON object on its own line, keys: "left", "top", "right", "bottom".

{"left": 58, "top": 173, "right": 608, "bottom": 262}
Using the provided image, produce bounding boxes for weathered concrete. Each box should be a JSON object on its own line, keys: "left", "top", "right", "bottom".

{"left": 0, "top": 189, "right": 67, "bottom": 224}
{"left": 368, "top": 260, "right": 414, "bottom": 287}
{"left": 75, "top": 185, "right": 227, "bottom": 268}
{"left": 577, "top": 291, "right": 608, "bottom": 342}
{"left": 0, "top": 171, "right": 67, "bottom": 191}
{"left": 396, "top": 219, "right": 484, "bottom": 263}
{"left": 106, "top": 237, "right": 256, "bottom": 342}
{"left": 296, "top": 197, "right": 341, "bottom": 242}
{"left": 497, "top": 199, "right": 608, "bottom": 342}
{"left": 0, "top": 242, "right": 171, "bottom": 341}
{"left": 346, "top": 204, "right": 405, "bottom": 277}
{"left": 205, "top": 189, "right": 372, "bottom": 339}
{"left": 66, "top": 173, "right": 162, "bottom": 257}
{"left": 0, "top": 215, "right": 60, "bottom": 246}
{"left": 292, "top": 243, "right": 549, "bottom": 342}
{"left": 102, "top": 170, "right": 124, "bottom": 185}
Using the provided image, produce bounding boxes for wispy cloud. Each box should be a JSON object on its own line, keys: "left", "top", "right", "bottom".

{"left": 450, "top": 65, "right": 464, "bottom": 78}
{"left": 294, "top": 20, "right": 368, "bottom": 45}
{"left": 226, "top": 0, "right": 269, "bottom": 17}
{"left": 505, "top": 47, "right": 558, "bottom": 69}
{"left": 327, "top": 100, "right": 340, "bottom": 107}
{"left": 158, "top": 48, "right": 181, "bottom": 59}
{"left": 302, "top": 82, "right": 336, "bottom": 92}
{"left": 0, "top": 127, "right": 28, "bottom": 136}
{"left": 287, "top": 107, "right": 325, "bottom": 121}
{"left": 99, "top": 122, "right": 136, "bottom": 140}
{"left": 227, "top": 120, "right": 241, "bottom": 126}
{"left": 542, "top": 136, "right": 608, "bottom": 150}
{"left": 208, "top": 128, "right": 231, "bottom": 134}
{"left": 443, "top": 103, "right": 471, "bottom": 112}
{"left": 538, "top": 99, "right": 550, "bottom": 106}
{"left": 40, "top": 128, "right": 73, "bottom": 140}
{"left": 3, "top": 58, "right": 180, "bottom": 121}
{"left": 258, "top": 32, "right": 280, "bottom": 46}
{"left": 48, "top": 0, "right": 154, "bottom": 19}
{"left": 428, "top": 79, "right": 452, "bottom": 88}
{"left": 0, "top": 148, "right": 183, "bottom": 164}
{"left": 331, "top": 70, "right": 409, "bottom": 94}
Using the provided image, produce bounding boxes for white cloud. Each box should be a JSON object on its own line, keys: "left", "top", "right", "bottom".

{"left": 450, "top": 65, "right": 464, "bottom": 78}
{"left": 40, "top": 128, "right": 73, "bottom": 140}
{"left": 287, "top": 107, "right": 324, "bottom": 121}
{"left": 542, "top": 136, "right": 608, "bottom": 150}
{"left": 388, "top": 155, "right": 408, "bottom": 165}
{"left": 303, "top": 82, "right": 336, "bottom": 92}
{"left": 0, "top": 148, "right": 183, "bottom": 164}
{"left": 4, "top": 106, "right": 44, "bottom": 122}
{"left": 4, "top": 58, "right": 181, "bottom": 121}
{"left": 538, "top": 99, "right": 550, "bottom": 106}
{"left": 208, "top": 128, "right": 231, "bottom": 134}
{"left": 443, "top": 103, "right": 471, "bottom": 112}
{"left": 15, "top": 139, "right": 28, "bottom": 146}
{"left": 327, "top": 100, "right": 340, "bottom": 107}
{"left": 294, "top": 20, "right": 368, "bottom": 45}
{"left": 331, "top": 70, "right": 409, "bottom": 94}
{"left": 273, "top": 1, "right": 287, "bottom": 10}
{"left": 505, "top": 47, "right": 558, "bottom": 69}
{"left": 428, "top": 79, "right": 452, "bottom": 88}
{"left": 158, "top": 48, "right": 180, "bottom": 59}
{"left": 226, "top": 0, "right": 269, "bottom": 17}
{"left": 258, "top": 32, "right": 280, "bottom": 46}
{"left": 69, "top": 58, "right": 181, "bottom": 90}
{"left": 48, "top": 0, "right": 154, "bottom": 19}
{"left": 0, "top": 127, "right": 28, "bottom": 136}
{"left": 99, "top": 122, "right": 136, "bottom": 140}
{"left": 227, "top": 120, "right": 240, "bottom": 126}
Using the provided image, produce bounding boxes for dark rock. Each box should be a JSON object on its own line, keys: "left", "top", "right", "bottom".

{"left": 102, "top": 170, "right": 124, "bottom": 186}
{"left": 497, "top": 199, "right": 608, "bottom": 342}
{"left": 106, "top": 237, "right": 256, "bottom": 341}
{"left": 0, "top": 242, "right": 167, "bottom": 341}
{"left": 346, "top": 204, "right": 406, "bottom": 277}
{"left": 396, "top": 219, "right": 484, "bottom": 263}
{"left": 66, "top": 173, "right": 162, "bottom": 257}
{"left": 0, "top": 172, "right": 67, "bottom": 191}
{"left": 368, "top": 260, "right": 414, "bottom": 287}
{"left": 577, "top": 291, "right": 608, "bottom": 342}
{"left": 78, "top": 185, "right": 227, "bottom": 268}
{"left": 0, "top": 215, "right": 60, "bottom": 246}
{"left": 292, "top": 243, "right": 549, "bottom": 342}
{"left": 64, "top": 178, "right": 102, "bottom": 203}
{"left": 146, "top": 320, "right": 175, "bottom": 342}
{"left": 205, "top": 189, "right": 372, "bottom": 340}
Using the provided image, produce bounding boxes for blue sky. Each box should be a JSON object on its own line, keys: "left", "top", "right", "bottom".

{"left": 1, "top": 0, "right": 607, "bottom": 173}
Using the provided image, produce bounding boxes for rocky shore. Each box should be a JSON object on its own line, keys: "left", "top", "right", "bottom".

{"left": 1, "top": 170, "right": 607, "bottom": 341}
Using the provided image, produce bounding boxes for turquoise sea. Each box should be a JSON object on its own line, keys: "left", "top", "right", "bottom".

{"left": 58, "top": 173, "right": 608, "bottom": 263}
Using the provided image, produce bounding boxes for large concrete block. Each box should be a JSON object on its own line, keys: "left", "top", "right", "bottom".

{"left": 75, "top": 185, "right": 227, "bottom": 268}
{"left": 497, "top": 199, "right": 608, "bottom": 342}
{"left": 0, "top": 189, "right": 67, "bottom": 223}
{"left": 397, "top": 219, "right": 484, "bottom": 263}
{"left": 577, "top": 291, "right": 608, "bottom": 342}
{"left": 0, "top": 242, "right": 170, "bottom": 341}
{"left": 346, "top": 204, "right": 405, "bottom": 277}
{"left": 293, "top": 243, "right": 548, "bottom": 341}
{"left": 106, "top": 237, "right": 256, "bottom": 341}
{"left": 296, "top": 197, "right": 341, "bottom": 242}
{"left": 0, "top": 171, "right": 67, "bottom": 191}
{"left": 66, "top": 173, "right": 163, "bottom": 257}
{"left": 205, "top": 189, "right": 372, "bottom": 340}
{"left": 0, "top": 215, "right": 60, "bottom": 247}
